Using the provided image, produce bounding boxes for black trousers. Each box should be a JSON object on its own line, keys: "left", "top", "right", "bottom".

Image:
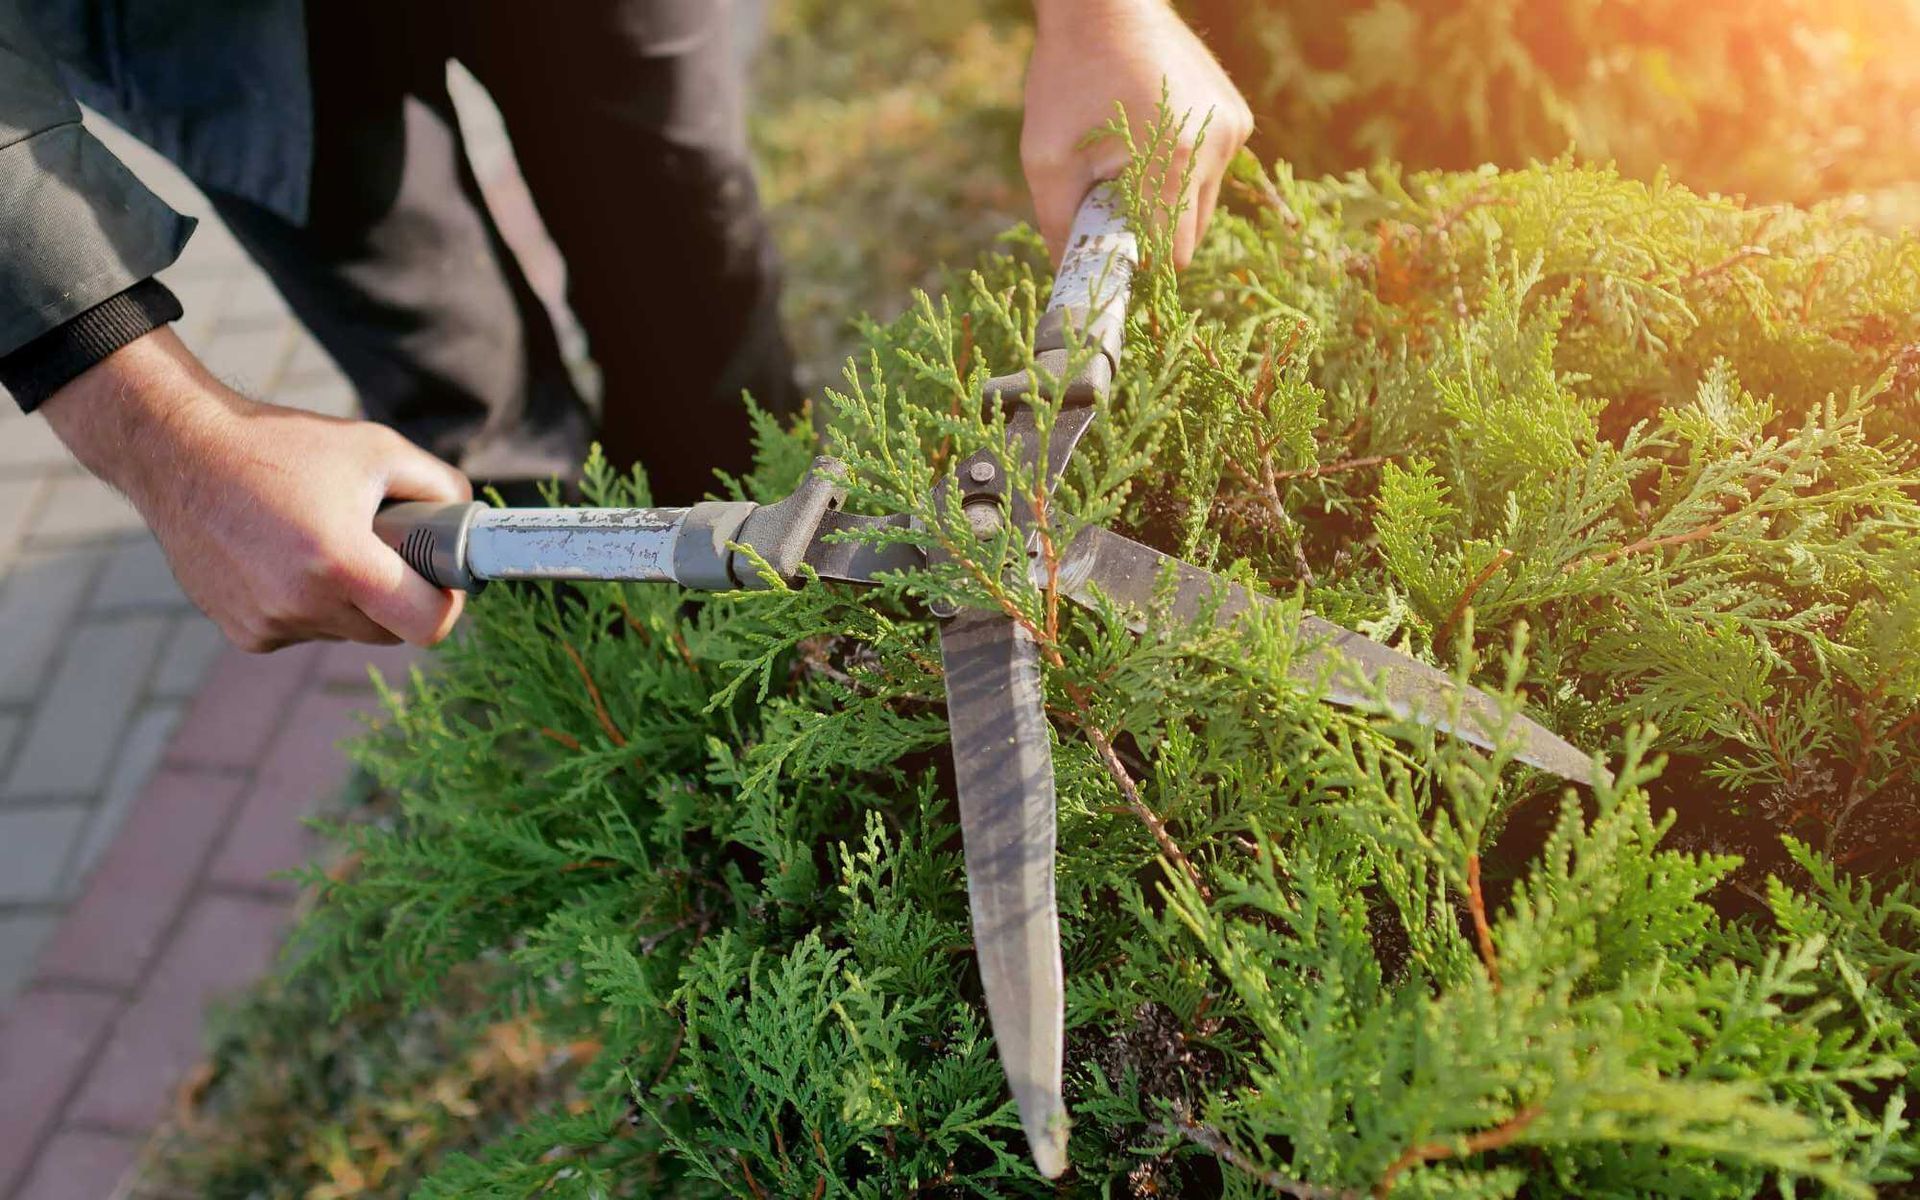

{"left": 204, "top": 0, "right": 798, "bottom": 503}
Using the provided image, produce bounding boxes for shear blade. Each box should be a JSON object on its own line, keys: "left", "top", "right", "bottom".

{"left": 937, "top": 607, "right": 1069, "bottom": 1177}
{"left": 1054, "top": 526, "right": 1596, "bottom": 784}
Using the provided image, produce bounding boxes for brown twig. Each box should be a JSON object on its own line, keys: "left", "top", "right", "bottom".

{"left": 613, "top": 595, "right": 646, "bottom": 640}
{"left": 1069, "top": 686, "right": 1211, "bottom": 901}
{"left": 1570, "top": 514, "right": 1731, "bottom": 570}
{"left": 1732, "top": 700, "right": 1798, "bottom": 787}
{"left": 1164, "top": 1114, "right": 1360, "bottom": 1199}
{"left": 1828, "top": 681, "right": 1914, "bottom": 854}
{"left": 738, "top": 1156, "right": 769, "bottom": 1200}
{"left": 931, "top": 491, "right": 1209, "bottom": 899}
{"left": 541, "top": 727, "right": 583, "bottom": 752}
{"left": 1436, "top": 549, "right": 1513, "bottom": 644}
{"left": 1269, "top": 455, "right": 1393, "bottom": 483}
{"left": 652, "top": 1024, "right": 686, "bottom": 1085}
{"left": 562, "top": 643, "right": 627, "bottom": 747}
{"left": 1886, "top": 709, "right": 1920, "bottom": 746}
{"left": 1677, "top": 246, "right": 1770, "bottom": 287}
{"left": 1465, "top": 853, "right": 1501, "bottom": 990}
{"left": 1222, "top": 324, "right": 1317, "bottom": 584}
{"left": 1374, "top": 1105, "right": 1544, "bottom": 1197}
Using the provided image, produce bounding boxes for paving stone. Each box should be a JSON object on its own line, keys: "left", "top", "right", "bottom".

{"left": 89, "top": 537, "right": 187, "bottom": 613}
{"left": 0, "top": 807, "right": 87, "bottom": 903}
{"left": 67, "top": 893, "right": 290, "bottom": 1131}
{"left": 282, "top": 334, "right": 346, "bottom": 387}
{"left": 25, "top": 476, "right": 144, "bottom": 545}
{"left": 0, "top": 986, "right": 122, "bottom": 1194}
{"left": 0, "top": 547, "right": 105, "bottom": 705}
{"left": 34, "top": 768, "right": 247, "bottom": 990}
{"left": 0, "top": 419, "right": 72, "bottom": 477}
{"left": 0, "top": 713, "right": 23, "bottom": 777}
{"left": 164, "top": 643, "right": 321, "bottom": 771}
{"left": 0, "top": 476, "right": 44, "bottom": 563}
{"left": 70, "top": 702, "right": 185, "bottom": 883}
{"left": 14, "top": 1128, "right": 141, "bottom": 1200}
{"left": 4, "top": 615, "right": 171, "bottom": 799}
{"left": 0, "top": 912, "right": 58, "bottom": 1002}
{"left": 165, "top": 211, "right": 247, "bottom": 274}
{"left": 150, "top": 617, "right": 226, "bottom": 700}
{"left": 209, "top": 690, "right": 369, "bottom": 893}
{"left": 316, "top": 641, "right": 424, "bottom": 690}
{"left": 199, "top": 323, "right": 294, "bottom": 394}
{"left": 216, "top": 271, "right": 293, "bottom": 331}
{"left": 161, "top": 268, "right": 237, "bottom": 330}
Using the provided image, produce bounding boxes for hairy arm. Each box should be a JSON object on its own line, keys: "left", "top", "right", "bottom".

{"left": 42, "top": 328, "right": 470, "bottom": 652}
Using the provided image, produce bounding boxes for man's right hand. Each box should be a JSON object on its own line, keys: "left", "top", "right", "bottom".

{"left": 40, "top": 327, "right": 470, "bottom": 653}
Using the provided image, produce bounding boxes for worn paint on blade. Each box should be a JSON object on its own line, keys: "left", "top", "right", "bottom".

{"left": 1054, "top": 526, "right": 1599, "bottom": 785}
{"left": 937, "top": 606, "right": 1071, "bottom": 1176}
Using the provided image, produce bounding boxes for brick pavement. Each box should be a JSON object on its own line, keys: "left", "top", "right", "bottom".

{"left": 0, "top": 67, "right": 565, "bottom": 1199}
{"left": 0, "top": 641, "right": 419, "bottom": 1199}
{"left": 0, "top": 121, "right": 356, "bottom": 1005}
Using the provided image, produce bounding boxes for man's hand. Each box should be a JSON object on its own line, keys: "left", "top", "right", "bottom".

{"left": 1024, "top": 0, "right": 1252, "bottom": 269}
{"left": 41, "top": 327, "right": 471, "bottom": 653}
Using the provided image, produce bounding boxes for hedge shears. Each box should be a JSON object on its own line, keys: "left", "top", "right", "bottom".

{"left": 376, "top": 186, "right": 1594, "bottom": 1179}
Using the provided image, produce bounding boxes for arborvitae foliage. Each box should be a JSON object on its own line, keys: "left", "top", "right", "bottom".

{"left": 301, "top": 139, "right": 1920, "bottom": 1196}
{"left": 1184, "top": 0, "right": 1920, "bottom": 207}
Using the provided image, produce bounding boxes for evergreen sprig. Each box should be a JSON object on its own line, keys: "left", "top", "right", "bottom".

{"left": 300, "top": 134, "right": 1919, "bottom": 1196}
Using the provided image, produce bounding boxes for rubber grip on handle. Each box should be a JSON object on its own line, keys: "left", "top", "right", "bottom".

{"left": 374, "top": 501, "right": 489, "bottom": 593}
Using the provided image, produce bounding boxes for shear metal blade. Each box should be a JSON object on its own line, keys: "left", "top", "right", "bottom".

{"left": 936, "top": 607, "right": 1069, "bottom": 1178}
{"left": 1054, "top": 527, "right": 1594, "bottom": 783}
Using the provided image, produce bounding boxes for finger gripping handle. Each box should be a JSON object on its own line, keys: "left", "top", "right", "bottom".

{"left": 374, "top": 501, "right": 489, "bottom": 592}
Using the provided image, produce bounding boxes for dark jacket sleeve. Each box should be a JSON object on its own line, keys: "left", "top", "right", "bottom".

{"left": 0, "top": 0, "right": 194, "bottom": 362}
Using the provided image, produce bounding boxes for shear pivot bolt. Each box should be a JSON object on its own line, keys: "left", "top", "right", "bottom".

{"left": 967, "top": 461, "right": 996, "bottom": 485}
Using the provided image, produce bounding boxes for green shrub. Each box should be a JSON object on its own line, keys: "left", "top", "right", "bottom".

{"left": 1185, "top": 0, "right": 1920, "bottom": 206}
{"left": 292, "top": 139, "right": 1920, "bottom": 1197}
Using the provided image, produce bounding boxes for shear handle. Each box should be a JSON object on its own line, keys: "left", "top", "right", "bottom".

{"left": 1040, "top": 182, "right": 1139, "bottom": 369}
{"left": 375, "top": 500, "right": 489, "bottom": 592}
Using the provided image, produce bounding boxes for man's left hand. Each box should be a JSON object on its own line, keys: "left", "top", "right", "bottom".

{"left": 1023, "top": 0, "right": 1253, "bottom": 269}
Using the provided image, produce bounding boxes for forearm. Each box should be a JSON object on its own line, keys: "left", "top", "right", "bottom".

{"left": 38, "top": 326, "right": 229, "bottom": 512}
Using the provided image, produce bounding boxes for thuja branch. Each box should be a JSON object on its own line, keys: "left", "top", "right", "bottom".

{"left": 1373, "top": 1105, "right": 1544, "bottom": 1197}
{"left": 1066, "top": 682, "right": 1211, "bottom": 901}
{"left": 1164, "top": 1113, "right": 1360, "bottom": 1199}
{"left": 1465, "top": 853, "right": 1501, "bottom": 989}
{"left": 1271, "top": 455, "right": 1392, "bottom": 482}
{"left": 1437, "top": 549, "right": 1513, "bottom": 643}
{"left": 1572, "top": 514, "right": 1731, "bottom": 569}
{"left": 940, "top": 474, "right": 1210, "bottom": 900}
{"left": 562, "top": 643, "right": 627, "bottom": 747}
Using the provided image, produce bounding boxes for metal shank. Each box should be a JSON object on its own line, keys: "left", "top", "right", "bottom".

{"left": 1052, "top": 526, "right": 1596, "bottom": 784}
{"left": 465, "top": 507, "right": 694, "bottom": 583}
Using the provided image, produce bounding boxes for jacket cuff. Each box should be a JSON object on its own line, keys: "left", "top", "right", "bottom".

{"left": 0, "top": 122, "right": 196, "bottom": 358}
{"left": 0, "top": 278, "right": 183, "bottom": 412}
